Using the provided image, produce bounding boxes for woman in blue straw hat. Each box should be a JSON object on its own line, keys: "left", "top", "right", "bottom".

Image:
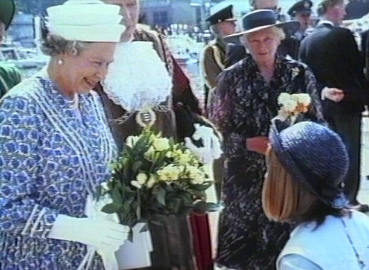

{"left": 264, "top": 120, "right": 369, "bottom": 270}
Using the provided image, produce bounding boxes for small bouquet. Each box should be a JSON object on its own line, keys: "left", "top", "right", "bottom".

{"left": 99, "top": 129, "right": 215, "bottom": 235}
{"left": 275, "top": 93, "right": 311, "bottom": 125}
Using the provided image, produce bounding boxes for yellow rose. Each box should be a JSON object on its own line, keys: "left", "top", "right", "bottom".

{"left": 136, "top": 173, "right": 148, "bottom": 185}
{"left": 157, "top": 165, "right": 180, "bottom": 181}
{"left": 177, "top": 153, "right": 192, "bottom": 166}
{"left": 153, "top": 138, "right": 170, "bottom": 152}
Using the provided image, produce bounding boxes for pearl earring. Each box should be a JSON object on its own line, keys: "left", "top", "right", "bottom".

{"left": 57, "top": 59, "right": 64, "bottom": 65}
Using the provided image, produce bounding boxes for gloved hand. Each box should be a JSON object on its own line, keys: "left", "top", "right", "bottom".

{"left": 185, "top": 123, "right": 222, "bottom": 164}
{"left": 48, "top": 214, "right": 129, "bottom": 253}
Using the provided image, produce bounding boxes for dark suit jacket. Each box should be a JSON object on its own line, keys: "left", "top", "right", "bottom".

{"left": 299, "top": 23, "right": 368, "bottom": 118}
{"left": 224, "top": 36, "right": 300, "bottom": 68}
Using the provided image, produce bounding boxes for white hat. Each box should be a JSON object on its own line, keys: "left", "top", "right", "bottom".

{"left": 46, "top": 0, "right": 125, "bottom": 42}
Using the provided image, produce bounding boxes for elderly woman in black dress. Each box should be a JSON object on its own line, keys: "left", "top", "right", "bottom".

{"left": 209, "top": 10, "right": 324, "bottom": 270}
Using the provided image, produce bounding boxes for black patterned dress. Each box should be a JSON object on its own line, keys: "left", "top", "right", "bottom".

{"left": 208, "top": 54, "right": 324, "bottom": 270}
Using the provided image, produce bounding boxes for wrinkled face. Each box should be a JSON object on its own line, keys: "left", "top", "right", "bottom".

{"left": 218, "top": 21, "right": 237, "bottom": 37}
{"left": 60, "top": 42, "right": 116, "bottom": 94}
{"left": 103, "top": 0, "right": 140, "bottom": 27}
{"left": 0, "top": 22, "right": 5, "bottom": 44}
{"left": 327, "top": 2, "right": 346, "bottom": 25}
{"left": 295, "top": 12, "right": 311, "bottom": 30}
{"left": 245, "top": 27, "right": 280, "bottom": 63}
{"left": 254, "top": 0, "right": 279, "bottom": 11}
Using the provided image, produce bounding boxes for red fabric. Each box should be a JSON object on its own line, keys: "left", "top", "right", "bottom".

{"left": 190, "top": 214, "right": 213, "bottom": 270}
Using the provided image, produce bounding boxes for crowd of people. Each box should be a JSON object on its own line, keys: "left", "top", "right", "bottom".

{"left": 0, "top": 0, "right": 369, "bottom": 270}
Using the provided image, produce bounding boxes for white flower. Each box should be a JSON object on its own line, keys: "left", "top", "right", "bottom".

{"left": 278, "top": 93, "right": 291, "bottom": 106}
{"left": 283, "top": 99, "right": 298, "bottom": 113}
{"left": 146, "top": 175, "right": 157, "bottom": 188}
{"left": 294, "top": 93, "right": 311, "bottom": 106}
{"left": 136, "top": 173, "right": 148, "bottom": 185}
{"left": 153, "top": 138, "right": 170, "bottom": 151}
{"left": 191, "top": 174, "right": 205, "bottom": 185}
{"left": 126, "top": 135, "right": 140, "bottom": 148}
{"left": 130, "top": 180, "right": 142, "bottom": 189}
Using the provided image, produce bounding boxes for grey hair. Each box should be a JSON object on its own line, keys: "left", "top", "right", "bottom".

{"left": 40, "top": 34, "right": 92, "bottom": 57}
{"left": 240, "top": 26, "right": 286, "bottom": 45}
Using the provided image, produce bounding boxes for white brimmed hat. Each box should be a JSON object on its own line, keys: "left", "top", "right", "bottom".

{"left": 46, "top": 0, "right": 125, "bottom": 42}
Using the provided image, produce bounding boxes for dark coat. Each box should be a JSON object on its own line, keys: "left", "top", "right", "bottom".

{"left": 299, "top": 23, "right": 368, "bottom": 119}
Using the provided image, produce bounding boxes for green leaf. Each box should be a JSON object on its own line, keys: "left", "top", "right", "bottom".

{"left": 101, "top": 203, "right": 122, "bottom": 214}
{"left": 132, "top": 161, "right": 143, "bottom": 172}
{"left": 112, "top": 188, "right": 122, "bottom": 203}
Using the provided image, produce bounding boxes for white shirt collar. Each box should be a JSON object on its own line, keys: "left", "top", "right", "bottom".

{"left": 318, "top": 20, "right": 334, "bottom": 26}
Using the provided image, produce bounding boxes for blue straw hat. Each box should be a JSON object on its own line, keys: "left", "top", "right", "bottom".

{"left": 270, "top": 121, "right": 349, "bottom": 209}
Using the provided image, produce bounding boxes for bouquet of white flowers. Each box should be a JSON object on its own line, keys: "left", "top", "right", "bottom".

{"left": 275, "top": 93, "right": 312, "bottom": 125}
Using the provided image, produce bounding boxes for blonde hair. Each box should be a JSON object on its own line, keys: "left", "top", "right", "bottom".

{"left": 262, "top": 149, "right": 318, "bottom": 223}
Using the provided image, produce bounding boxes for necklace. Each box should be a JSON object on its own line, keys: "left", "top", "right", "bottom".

{"left": 71, "top": 93, "right": 79, "bottom": 110}
{"left": 341, "top": 219, "right": 365, "bottom": 269}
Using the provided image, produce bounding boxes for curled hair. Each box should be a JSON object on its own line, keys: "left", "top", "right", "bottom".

{"left": 240, "top": 26, "right": 285, "bottom": 46}
{"left": 40, "top": 34, "right": 92, "bottom": 57}
{"left": 262, "top": 149, "right": 348, "bottom": 227}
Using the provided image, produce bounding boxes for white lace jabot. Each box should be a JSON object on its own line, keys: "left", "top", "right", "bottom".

{"left": 102, "top": 41, "right": 172, "bottom": 112}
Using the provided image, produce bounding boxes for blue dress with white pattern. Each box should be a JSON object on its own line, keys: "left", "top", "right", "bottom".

{"left": 0, "top": 69, "right": 117, "bottom": 269}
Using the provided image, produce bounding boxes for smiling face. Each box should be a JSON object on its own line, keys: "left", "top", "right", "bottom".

{"left": 58, "top": 42, "right": 116, "bottom": 94}
{"left": 245, "top": 27, "right": 281, "bottom": 64}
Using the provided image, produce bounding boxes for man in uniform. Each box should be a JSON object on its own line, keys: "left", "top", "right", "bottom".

{"left": 201, "top": 5, "right": 236, "bottom": 113}
{"left": 288, "top": 0, "right": 314, "bottom": 41}
{"left": 0, "top": 0, "right": 22, "bottom": 98}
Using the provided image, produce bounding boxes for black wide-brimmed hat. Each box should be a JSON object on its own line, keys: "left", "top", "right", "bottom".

{"left": 225, "top": 9, "right": 300, "bottom": 38}
{"left": 0, "top": 0, "right": 15, "bottom": 30}
{"left": 270, "top": 120, "right": 349, "bottom": 209}
{"left": 206, "top": 5, "right": 237, "bottom": 26}
{"left": 288, "top": 0, "right": 313, "bottom": 17}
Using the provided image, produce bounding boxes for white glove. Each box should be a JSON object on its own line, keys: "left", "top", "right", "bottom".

{"left": 185, "top": 124, "right": 222, "bottom": 164}
{"left": 48, "top": 214, "right": 129, "bottom": 253}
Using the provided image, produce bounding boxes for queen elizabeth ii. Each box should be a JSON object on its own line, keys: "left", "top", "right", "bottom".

{"left": 0, "top": 0, "right": 129, "bottom": 269}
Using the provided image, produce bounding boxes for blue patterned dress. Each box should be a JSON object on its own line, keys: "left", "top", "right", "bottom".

{"left": 0, "top": 68, "right": 117, "bottom": 269}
